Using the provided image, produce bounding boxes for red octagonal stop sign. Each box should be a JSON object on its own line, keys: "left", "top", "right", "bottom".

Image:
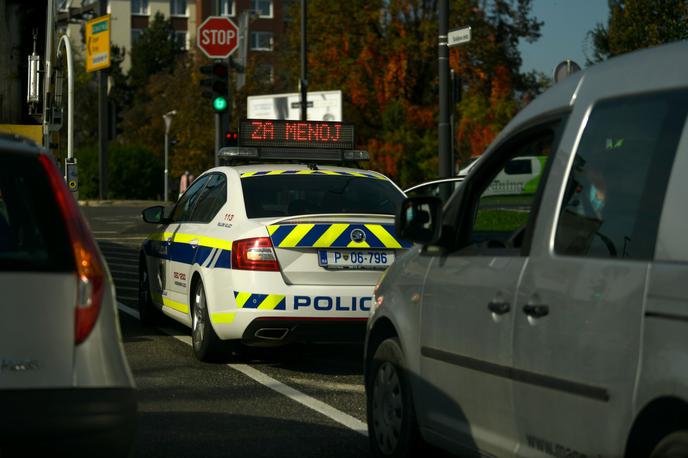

{"left": 197, "top": 16, "right": 239, "bottom": 59}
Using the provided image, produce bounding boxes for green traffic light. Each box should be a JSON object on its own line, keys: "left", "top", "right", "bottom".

{"left": 213, "top": 96, "right": 228, "bottom": 112}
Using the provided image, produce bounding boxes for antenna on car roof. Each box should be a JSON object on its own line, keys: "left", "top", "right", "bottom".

{"left": 307, "top": 163, "right": 319, "bottom": 170}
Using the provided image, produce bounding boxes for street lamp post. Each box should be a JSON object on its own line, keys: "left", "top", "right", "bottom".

{"left": 163, "top": 110, "right": 177, "bottom": 202}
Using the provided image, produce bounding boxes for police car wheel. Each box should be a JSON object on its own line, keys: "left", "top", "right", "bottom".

{"left": 191, "top": 281, "right": 230, "bottom": 362}
{"left": 650, "top": 430, "right": 688, "bottom": 458}
{"left": 138, "top": 261, "right": 157, "bottom": 326}
{"left": 367, "top": 338, "right": 422, "bottom": 458}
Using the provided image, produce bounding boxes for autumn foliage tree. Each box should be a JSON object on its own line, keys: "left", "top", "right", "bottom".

{"left": 283, "top": 0, "right": 541, "bottom": 187}
{"left": 587, "top": 0, "right": 688, "bottom": 63}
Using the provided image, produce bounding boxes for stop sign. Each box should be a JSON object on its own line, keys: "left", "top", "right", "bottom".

{"left": 197, "top": 16, "right": 239, "bottom": 59}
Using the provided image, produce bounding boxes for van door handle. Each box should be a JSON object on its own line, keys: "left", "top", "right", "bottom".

{"left": 523, "top": 304, "right": 549, "bottom": 318}
{"left": 487, "top": 301, "right": 511, "bottom": 315}
{"left": 189, "top": 239, "right": 199, "bottom": 249}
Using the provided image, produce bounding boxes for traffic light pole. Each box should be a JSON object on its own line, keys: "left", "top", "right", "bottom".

{"left": 438, "top": 0, "right": 451, "bottom": 179}
{"left": 98, "top": 0, "right": 109, "bottom": 199}
{"left": 215, "top": 112, "right": 221, "bottom": 167}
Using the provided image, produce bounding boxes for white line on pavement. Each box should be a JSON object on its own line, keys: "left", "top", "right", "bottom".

{"left": 116, "top": 302, "right": 368, "bottom": 437}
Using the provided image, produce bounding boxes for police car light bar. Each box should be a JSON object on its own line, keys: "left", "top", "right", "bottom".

{"left": 218, "top": 147, "right": 259, "bottom": 159}
{"left": 218, "top": 147, "right": 369, "bottom": 163}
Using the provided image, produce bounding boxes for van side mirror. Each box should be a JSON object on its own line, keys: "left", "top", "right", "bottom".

{"left": 396, "top": 196, "right": 443, "bottom": 245}
{"left": 142, "top": 205, "right": 169, "bottom": 224}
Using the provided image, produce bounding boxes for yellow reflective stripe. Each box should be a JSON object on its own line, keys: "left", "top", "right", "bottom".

{"left": 279, "top": 224, "right": 315, "bottom": 247}
{"left": 348, "top": 172, "right": 366, "bottom": 177}
{"left": 267, "top": 225, "right": 280, "bottom": 236}
{"left": 313, "top": 224, "right": 349, "bottom": 247}
{"left": 147, "top": 231, "right": 173, "bottom": 242}
{"left": 347, "top": 240, "right": 370, "bottom": 248}
{"left": 162, "top": 297, "right": 189, "bottom": 314}
{"left": 211, "top": 312, "right": 236, "bottom": 324}
{"left": 267, "top": 170, "right": 284, "bottom": 175}
{"left": 258, "top": 294, "right": 286, "bottom": 310}
{"left": 365, "top": 224, "right": 402, "bottom": 249}
{"left": 235, "top": 292, "right": 251, "bottom": 308}
{"left": 322, "top": 170, "right": 342, "bottom": 176}
{"left": 296, "top": 170, "right": 313, "bottom": 174}
{"left": 171, "top": 233, "right": 232, "bottom": 250}
{"left": 241, "top": 171, "right": 257, "bottom": 177}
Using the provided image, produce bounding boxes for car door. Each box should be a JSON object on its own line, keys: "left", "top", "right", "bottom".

{"left": 418, "top": 120, "right": 563, "bottom": 456}
{"left": 169, "top": 173, "right": 228, "bottom": 301}
{"left": 513, "top": 90, "right": 688, "bottom": 456}
{"left": 164, "top": 175, "right": 210, "bottom": 315}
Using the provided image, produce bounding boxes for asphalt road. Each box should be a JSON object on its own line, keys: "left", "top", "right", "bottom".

{"left": 81, "top": 202, "right": 371, "bottom": 458}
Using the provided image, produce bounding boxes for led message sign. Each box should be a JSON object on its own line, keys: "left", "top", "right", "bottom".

{"left": 239, "top": 119, "right": 355, "bottom": 150}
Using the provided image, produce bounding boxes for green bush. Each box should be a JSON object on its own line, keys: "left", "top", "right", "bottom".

{"left": 75, "top": 143, "right": 163, "bottom": 199}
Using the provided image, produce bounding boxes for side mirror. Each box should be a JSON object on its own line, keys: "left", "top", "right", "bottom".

{"left": 396, "top": 196, "right": 443, "bottom": 245}
{"left": 142, "top": 205, "right": 168, "bottom": 224}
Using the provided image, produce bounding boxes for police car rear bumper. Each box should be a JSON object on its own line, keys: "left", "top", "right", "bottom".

{"left": 0, "top": 387, "right": 136, "bottom": 457}
{"left": 241, "top": 317, "right": 368, "bottom": 346}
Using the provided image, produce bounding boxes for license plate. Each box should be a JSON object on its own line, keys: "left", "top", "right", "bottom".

{"left": 318, "top": 250, "right": 395, "bottom": 270}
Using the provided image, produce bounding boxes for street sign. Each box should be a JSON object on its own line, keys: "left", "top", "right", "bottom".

{"left": 448, "top": 26, "right": 471, "bottom": 48}
{"left": 85, "top": 14, "right": 111, "bottom": 72}
{"left": 197, "top": 16, "right": 239, "bottom": 59}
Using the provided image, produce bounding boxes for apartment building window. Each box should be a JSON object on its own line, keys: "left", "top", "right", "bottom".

{"left": 174, "top": 31, "right": 188, "bottom": 50}
{"left": 170, "top": 0, "right": 187, "bottom": 16}
{"left": 220, "top": 0, "right": 235, "bottom": 16}
{"left": 132, "top": 0, "right": 149, "bottom": 15}
{"left": 250, "top": 31, "right": 273, "bottom": 51}
{"left": 131, "top": 28, "right": 144, "bottom": 43}
{"left": 250, "top": 0, "right": 273, "bottom": 18}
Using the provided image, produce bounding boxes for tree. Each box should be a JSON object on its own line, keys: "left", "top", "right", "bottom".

{"left": 119, "top": 53, "right": 216, "bottom": 179}
{"left": 128, "top": 12, "right": 183, "bottom": 96}
{"left": 281, "top": 0, "right": 541, "bottom": 187}
{"left": 587, "top": 0, "right": 688, "bottom": 64}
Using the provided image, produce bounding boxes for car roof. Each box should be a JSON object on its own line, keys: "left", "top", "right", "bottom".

{"left": 0, "top": 134, "right": 44, "bottom": 156}
{"left": 212, "top": 163, "right": 389, "bottom": 178}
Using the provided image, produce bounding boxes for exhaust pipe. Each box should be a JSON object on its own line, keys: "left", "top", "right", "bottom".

{"left": 254, "top": 328, "right": 289, "bottom": 341}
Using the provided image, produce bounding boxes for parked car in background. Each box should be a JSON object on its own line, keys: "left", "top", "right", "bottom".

{"left": 365, "top": 40, "right": 688, "bottom": 457}
{"left": 0, "top": 135, "right": 136, "bottom": 457}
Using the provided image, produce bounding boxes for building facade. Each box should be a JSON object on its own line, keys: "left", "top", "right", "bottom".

{"left": 60, "top": 0, "right": 288, "bottom": 76}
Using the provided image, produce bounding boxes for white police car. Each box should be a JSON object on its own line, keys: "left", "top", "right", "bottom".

{"left": 139, "top": 119, "right": 410, "bottom": 361}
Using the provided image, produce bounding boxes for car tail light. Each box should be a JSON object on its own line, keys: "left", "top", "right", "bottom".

{"left": 232, "top": 237, "right": 280, "bottom": 271}
{"left": 39, "top": 155, "right": 105, "bottom": 345}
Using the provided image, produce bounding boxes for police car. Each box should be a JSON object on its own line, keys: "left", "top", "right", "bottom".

{"left": 139, "top": 119, "right": 410, "bottom": 361}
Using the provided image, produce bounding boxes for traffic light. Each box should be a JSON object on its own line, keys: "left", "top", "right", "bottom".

{"left": 224, "top": 131, "right": 238, "bottom": 147}
{"left": 200, "top": 62, "right": 229, "bottom": 112}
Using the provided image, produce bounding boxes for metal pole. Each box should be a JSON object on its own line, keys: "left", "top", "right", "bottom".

{"left": 98, "top": 0, "right": 108, "bottom": 200}
{"left": 57, "top": 35, "right": 73, "bottom": 160}
{"left": 438, "top": 0, "right": 451, "bottom": 178}
{"left": 215, "top": 112, "right": 221, "bottom": 167}
{"left": 300, "top": 0, "right": 307, "bottom": 121}
{"left": 42, "top": 0, "right": 55, "bottom": 148}
{"left": 164, "top": 130, "right": 169, "bottom": 202}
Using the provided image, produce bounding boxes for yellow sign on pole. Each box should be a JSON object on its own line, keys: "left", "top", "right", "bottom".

{"left": 85, "top": 14, "right": 111, "bottom": 72}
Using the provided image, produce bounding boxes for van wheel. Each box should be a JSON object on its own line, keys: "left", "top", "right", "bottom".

{"left": 367, "top": 338, "right": 422, "bottom": 457}
{"left": 191, "top": 281, "right": 231, "bottom": 362}
{"left": 138, "top": 262, "right": 157, "bottom": 326}
{"left": 650, "top": 430, "right": 688, "bottom": 458}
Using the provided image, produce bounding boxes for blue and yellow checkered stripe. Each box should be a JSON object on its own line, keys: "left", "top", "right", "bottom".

{"left": 266, "top": 223, "right": 412, "bottom": 249}
{"left": 240, "top": 170, "right": 386, "bottom": 180}
{"left": 234, "top": 291, "right": 286, "bottom": 310}
{"left": 144, "top": 232, "right": 232, "bottom": 269}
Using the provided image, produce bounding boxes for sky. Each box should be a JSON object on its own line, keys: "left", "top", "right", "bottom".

{"left": 518, "top": 0, "right": 610, "bottom": 76}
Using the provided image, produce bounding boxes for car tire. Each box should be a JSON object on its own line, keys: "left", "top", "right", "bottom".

{"left": 650, "top": 430, "right": 688, "bottom": 458}
{"left": 191, "top": 280, "right": 232, "bottom": 362}
{"left": 367, "top": 337, "right": 423, "bottom": 458}
{"left": 138, "top": 260, "right": 157, "bottom": 326}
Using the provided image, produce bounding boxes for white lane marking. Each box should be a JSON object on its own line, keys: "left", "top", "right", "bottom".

{"left": 116, "top": 302, "right": 368, "bottom": 437}
{"left": 285, "top": 376, "right": 365, "bottom": 394}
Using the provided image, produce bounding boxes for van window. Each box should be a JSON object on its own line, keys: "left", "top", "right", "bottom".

{"left": 554, "top": 90, "right": 688, "bottom": 260}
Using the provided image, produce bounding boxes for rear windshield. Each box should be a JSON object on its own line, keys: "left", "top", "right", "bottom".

{"left": 241, "top": 174, "right": 404, "bottom": 218}
{"left": 0, "top": 153, "right": 73, "bottom": 271}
